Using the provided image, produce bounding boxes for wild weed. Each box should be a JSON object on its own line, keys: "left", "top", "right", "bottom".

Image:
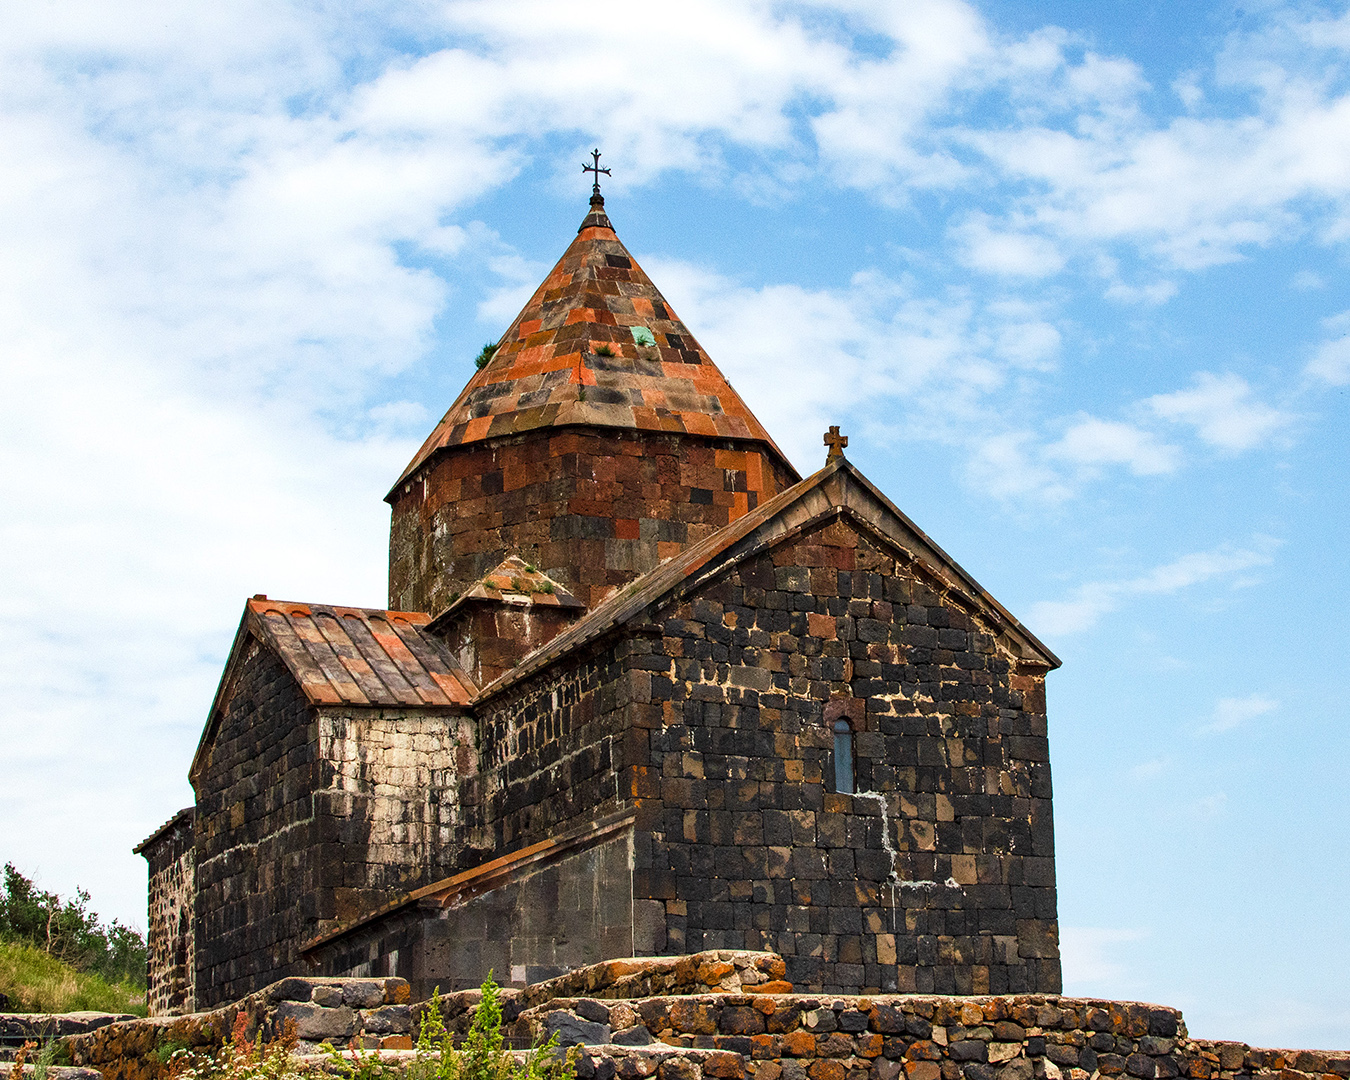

{"left": 170, "top": 1012, "right": 302, "bottom": 1080}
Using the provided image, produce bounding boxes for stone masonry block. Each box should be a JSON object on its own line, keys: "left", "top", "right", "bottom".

{"left": 360, "top": 1005, "right": 412, "bottom": 1035}
{"left": 273, "top": 1002, "right": 359, "bottom": 1041}
{"left": 342, "top": 982, "right": 386, "bottom": 1009}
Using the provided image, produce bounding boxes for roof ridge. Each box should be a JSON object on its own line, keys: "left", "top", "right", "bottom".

{"left": 188, "top": 596, "right": 477, "bottom": 780}
{"left": 470, "top": 455, "right": 1060, "bottom": 701}
{"left": 471, "top": 459, "right": 843, "bottom": 700}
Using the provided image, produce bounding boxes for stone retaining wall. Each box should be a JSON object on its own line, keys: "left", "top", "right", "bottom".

{"left": 63, "top": 977, "right": 411, "bottom": 1080}
{"left": 509, "top": 992, "right": 1349, "bottom": 1080}
{"left": 520, "top": 953, "right": 792, "bottom": 1008}
{"left": 411, "top": 951, "right": 788, "bottom": 1043}
{"left": 29, "top": 954, "right": 1350, "bottom": 1080}
{"left": 1, "top": 1012, "right": 136, "bottom": 1047}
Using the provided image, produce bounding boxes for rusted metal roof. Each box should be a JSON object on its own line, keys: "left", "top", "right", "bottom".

{"left": 189, "top": 599, "right": 476, "bottom": 784}
{"left": 245, "top": 598, "right": 476, "bottom": 707}
{"left": 391, "top": 199, "right": 792, "bottom": 493}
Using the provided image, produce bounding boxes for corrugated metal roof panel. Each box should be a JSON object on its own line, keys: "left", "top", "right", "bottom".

{"left": 246, "top": 599, "right": 475, "bottom": 707}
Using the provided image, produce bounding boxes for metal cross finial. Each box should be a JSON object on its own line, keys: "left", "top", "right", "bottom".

{"left": 824, "top": 425, "right": 848, "bottom": 461}
{"left": 583, "top": 148, "right": 611, "bottom": 199}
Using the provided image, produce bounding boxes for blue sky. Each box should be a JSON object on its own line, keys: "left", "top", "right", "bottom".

{"left": 1, "top": 0, "right": 1347, "bottom": 1048}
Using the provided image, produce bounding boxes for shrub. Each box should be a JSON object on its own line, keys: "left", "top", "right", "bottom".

{"left": 389, "top": 972, "right": 575, "bottom": 1080}
{"left": 0, "top": 863, "right": 147, "bottom": 988}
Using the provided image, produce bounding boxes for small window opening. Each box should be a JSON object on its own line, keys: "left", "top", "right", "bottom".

{"left": 832, "top": 719, "right": 854, "bottom": 795}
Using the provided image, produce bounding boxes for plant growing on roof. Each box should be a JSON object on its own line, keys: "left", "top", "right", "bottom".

{"left": 593, "top": 344, "right": 616, "bottom": 358}
{"left": 474, "top": 343, "right": 497, "bottom": 370}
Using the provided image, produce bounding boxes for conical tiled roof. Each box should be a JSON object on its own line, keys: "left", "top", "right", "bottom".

{"left": 393, "top": 197, "right": 792, "bottom": 489}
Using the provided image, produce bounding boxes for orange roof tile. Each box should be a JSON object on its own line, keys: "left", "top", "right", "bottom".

{"left": 391, "top": 197, "right": 792, "bottom": 492}
{"left": 244, "top": 598, "right": 476, "bottom": 708}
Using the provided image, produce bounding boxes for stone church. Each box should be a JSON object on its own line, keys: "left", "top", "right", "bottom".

{"left": 137, "top": 184, "right": 1063, "bottom": 1018}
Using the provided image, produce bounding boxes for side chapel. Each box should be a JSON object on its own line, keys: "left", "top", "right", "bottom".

{"left": 137, "top": 177, "right": 1063, "bottom": 1016}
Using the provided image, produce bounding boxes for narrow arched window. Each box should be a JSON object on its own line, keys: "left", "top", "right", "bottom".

{"left": 833, "top": 719, "right": 854, "bottom": 795}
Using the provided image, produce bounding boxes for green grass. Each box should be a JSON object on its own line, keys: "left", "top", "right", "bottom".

{"left": 0, "top": 939, "right": 147, "bottom": 1015}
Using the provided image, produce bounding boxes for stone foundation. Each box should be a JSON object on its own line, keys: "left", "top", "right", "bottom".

{"left": 44, "top": 955, "right": 1347, "bottom": 1080}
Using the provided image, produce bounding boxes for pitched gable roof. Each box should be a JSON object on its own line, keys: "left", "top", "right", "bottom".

{"left": 475, "top": 455, "right": 1060, "bottom": 701}
{"left": 391, "top": 197, "right": 794, "bottom": 492}
{"left": 133, "top": 806, "right": 194, "bottom": 856}
{"left": 244, "top": 599, "right": 476, "bottom": 707}
{"left": 189, "top": 598, "right": 475, "bottom": 781}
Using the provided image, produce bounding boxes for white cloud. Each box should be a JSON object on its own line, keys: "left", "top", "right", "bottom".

{"left": 1199, "top": 693, "right": 1279, "bottom": 735}
{"left": 953, "top": 214, "right": 1066, "bottom": 277}
{"left": 0, "top": 328, "right": 411, "bottom": 923}
{"left": 1047, "top": 417, "right": 1179, "bottom": 475}
{"left": 1147, "top": 373, "right": 1294, "bottom": 451}
{"left": 1307, "top": 311, "right": 1350, "bottom": 385}
{"left": 1029, "top": 538, "right": 1280, "bottom": 636}
{"left": 809, "top": 0, "right": 995, "bottom": 190}
{"left": 1103, "top": 279, "right": 1178, "bottom": 305}
{"left": 997, "top": 329, "right": 1059, "bottom": 365}
{"left": 963, "top": 431, "right": 1074, "bottom": 503}
{"left": 1130, "top": 756, "right": 1170, "bottom": 780}
{"left": 645, "top": 256, "right": 1070, "bottom": 470}
{"left": 947, "top": 7, "right": 1350, "bottom": 271}
{"left": 478, "top": 249, "right": 551, "bottom": 326}
{"left": 369, "top": 400, "right": 430, "bottom": 431}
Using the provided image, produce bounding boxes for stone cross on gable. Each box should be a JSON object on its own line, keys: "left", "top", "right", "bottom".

{"left": 824, "top": 425, "right": 848, "bottom": 461}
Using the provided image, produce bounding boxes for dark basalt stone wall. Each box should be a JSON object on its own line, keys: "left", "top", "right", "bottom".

{"left": 404, "top": 510, "right": 1059, "bottom": 996}
{"left": 192, "top": 639, "right": 325, "bottom": 1008}
{"left": 312, "top": 831, "right": 636, "bottom": 1001}
{"left": 620, "top": 513, "right": 1060, "bottom": 995}
{"left": 387, "top": 429, "right": 798, "bottom": 615}
{"left": 191, "top": 639, "right": 474, "bottom": 1009}
{"left": 460, "top": 635, "right": 631, "bottom": 859}
{"left": 172, "top": 467, "right": 1058, "bottom": 1006}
